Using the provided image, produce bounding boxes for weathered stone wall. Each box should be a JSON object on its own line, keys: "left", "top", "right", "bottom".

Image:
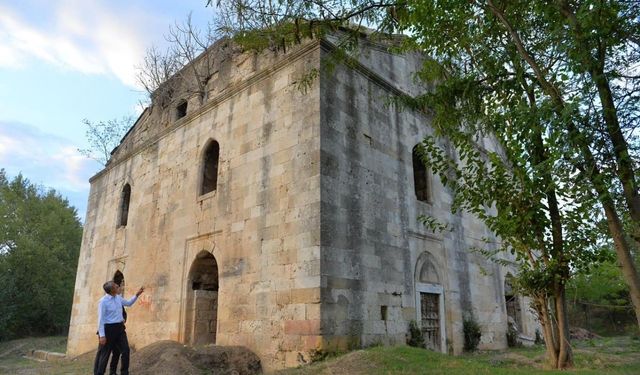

{"left": 67, "top": 41, "right": 323, "bottom": 371}
{"left": 318, "top": 39, "right": 537, "bottom": 354}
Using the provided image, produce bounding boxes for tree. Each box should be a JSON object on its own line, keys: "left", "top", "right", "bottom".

{"left": 136, "top": 14, "right": 235, "bottom": 108}
{"left": 0, "top": 170, "right": 83, "bottom": 340}
{"left": 393, "top": 0, "right": 640, "bottom": 334}
{"left": 78, "top": 116, "right": 134, "bottom": 166}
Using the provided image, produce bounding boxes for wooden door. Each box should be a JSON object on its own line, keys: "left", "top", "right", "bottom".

{"left": 420, "top": 292, "right": 440, "bottom": 351}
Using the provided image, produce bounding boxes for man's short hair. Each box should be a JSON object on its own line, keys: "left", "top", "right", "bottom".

{"left": 103, "top": 281, "right": 115, "bottom": 294}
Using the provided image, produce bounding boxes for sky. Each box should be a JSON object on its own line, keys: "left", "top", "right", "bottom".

{"left": 0, "top": 0, "right": 215, "bottom": 221}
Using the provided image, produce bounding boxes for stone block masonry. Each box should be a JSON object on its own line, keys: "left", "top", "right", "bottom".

{"left": 67, "top": 34, "right": 538, "bottom": 372}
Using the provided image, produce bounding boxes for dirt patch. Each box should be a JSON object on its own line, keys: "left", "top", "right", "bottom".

{"left": 129, "top": 341, "right": 261, "bottom": 375}
{"left": 489, "top": 352, "right": 543, "bottom": 369}
{"left": 277, "top": 350, "right": 378, "bottom": 375}
{"left": 569, "top": 327, "right": 601, "bottom": 340}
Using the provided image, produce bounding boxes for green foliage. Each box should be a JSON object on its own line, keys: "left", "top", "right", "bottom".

{"left": 507, "top": 323, "right": 521, "bottom": 348}
{"left": 0, "top": 170, "right": 83, "bottom": 340}
{"left": 569, "top": 249, "right": 631, "bottom": 307}
{"left": 231, "top": 18, "right": 337, "bottom": 52}
{"left": 463, "top": 315, "right": 482, "bottom": 352}
{"left": 406, "top": 320, "right": 425, "bottom": 348}
{"left": 567, "top": 249, "right": 637, "bottom": 334}
{"left": 294, "top": 68, "right": 320, "bottom": 94}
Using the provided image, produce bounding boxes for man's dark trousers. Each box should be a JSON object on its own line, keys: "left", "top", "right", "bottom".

{"left": 93, "top": 337, "right": 121, "bottom": 375}
{"left": 95, "top": 323, "right": 130, "bottom": 375}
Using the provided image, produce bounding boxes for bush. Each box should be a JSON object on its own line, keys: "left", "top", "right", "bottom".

{"left": 534, "top": 328, "right": 544, "bottom": 345}
{"left": 463, "top": 315, "right": 482, "bottom": 352}
{"left": 407, "top": 320, "right": 425, "bottom": 348}
{"left": 506, "top": 323, "right": 522, "bottom": 347}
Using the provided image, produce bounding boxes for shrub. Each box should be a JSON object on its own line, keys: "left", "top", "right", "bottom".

{"left": 506, "top": 323, "right": 522, "bottom": 347}
{"left": 463, "top": 315, "right": 482, "bottom": 352}
{"left": 534, "top": 328, "right": 544, "bottom": 345}
{"left": 407, "top": 320, "right": 425, "bottom": 348}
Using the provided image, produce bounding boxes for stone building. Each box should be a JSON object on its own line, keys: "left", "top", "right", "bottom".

{"left": 67, "top": 33, "right": 537, "bottom": 370}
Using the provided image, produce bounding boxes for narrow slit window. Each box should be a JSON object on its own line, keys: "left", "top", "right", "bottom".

{"left": 119, "top": 184, "right": 131, "bottom": 226}
{"left": 201, "top": 141, "right": 220, "bottom": 195}
{"left": 412, "top": 145, "right": 429, "bottom": 202}
{"left": 176, "top": 100, "right": 188, "bottom": 120}
{"left": 381, "top": 305, "right": 388, "bottom": 321}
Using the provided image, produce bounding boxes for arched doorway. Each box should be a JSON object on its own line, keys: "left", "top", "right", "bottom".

{"left": 504, "top": 273, "right": 522, "bottom": 332}
{"left": 185, "top": 251, "right": 219, "bottom": 346}
{"left": 415, "top": 252, "right": 446, "bottom": 353}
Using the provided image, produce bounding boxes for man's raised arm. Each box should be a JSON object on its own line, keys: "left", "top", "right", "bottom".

{"left": 122, "top": 286, "right": 145, "bottom": 306}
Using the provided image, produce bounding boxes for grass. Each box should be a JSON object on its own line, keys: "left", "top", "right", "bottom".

{"left": 277, "top": 336, "right": 640, "bottom": 375}
{"left": 1, "top": 335, "right": 639, "bottom": 374}
{"left": 0, "top": 336, "right": 92, "bottom": 375}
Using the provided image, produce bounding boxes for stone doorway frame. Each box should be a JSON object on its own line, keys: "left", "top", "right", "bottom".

{"left": 182, "top": 250, "right": 219, "bottom": 346}
{"left": 178, "top": 232, "right": 221, "bottom": 344}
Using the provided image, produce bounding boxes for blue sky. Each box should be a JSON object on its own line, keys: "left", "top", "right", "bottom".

{"left": 0, "top": 0, "right": 215, "bottom": 221}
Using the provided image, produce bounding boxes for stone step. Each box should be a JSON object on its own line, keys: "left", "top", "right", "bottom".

{"left": 24, "top": 349, "right": 66, "bottom": 362}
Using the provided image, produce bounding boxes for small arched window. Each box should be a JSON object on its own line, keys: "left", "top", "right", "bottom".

{"left": 412, "top": 145, "right": 430, "bottom": 202}
{"left": 176, "top": 100, "right": 188, "bottom": 120}
{"left": 201, "top": 140, "right": 220, "bottom": 195}
{"left": 119, "top": 184, "right": 131, "bottom": 227}
{"left": 113, "top": 270, "right": 124, "bottom": 288}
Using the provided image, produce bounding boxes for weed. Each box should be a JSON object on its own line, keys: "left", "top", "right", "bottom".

{"left": 463, "top": 315, "right": 482, "bottom": 352}
{"left": 406, "top": 320, "right": 425, "bottom": 348}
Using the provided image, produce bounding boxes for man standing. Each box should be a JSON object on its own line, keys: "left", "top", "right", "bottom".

{"left": 94, "top": 281, "right": 144, "bottom": 375}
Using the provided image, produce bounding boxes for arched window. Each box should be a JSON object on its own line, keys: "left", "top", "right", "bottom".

{"left": 113, "top": 270, "right": 125, "bottom": 289}
{"left": 176, "top": 100, "right": 188, "bottom": 120}
{"left": 201, "top": 140, "right": 220, "bottom": 195}
{"left": 412, "top": 145, "right": 430, "bottom": 202}
{"left": 119, "top": 184, "right": 131, "bottom": 227}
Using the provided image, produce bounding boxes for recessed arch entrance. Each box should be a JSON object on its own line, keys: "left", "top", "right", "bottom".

{"left": 504, "top": 274, "right": 522, "bottom": 332}
{"left": 415, "top": 252, "right": 446, "bottom": 353}
{"left": 184, "top": 250, "right": 219, "bottom": 346}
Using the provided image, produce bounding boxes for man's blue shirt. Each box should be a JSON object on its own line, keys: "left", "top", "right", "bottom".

{"left": 97, "top": 294, "right": 138, "bottom": 337}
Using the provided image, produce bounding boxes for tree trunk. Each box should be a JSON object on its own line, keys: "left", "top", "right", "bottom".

{"left": 556, "top": 0, "right": 640, "bottom": 231}
{"left": 554, "top": 0, "right": 640, "bottom": 327}
{"left": 498, "top": 8, "right": 640, "bottom": 327}
{"left": 593, "top": 75, "right": 640, "bottom": 227}
{"left": 536, "top": 296, "right": 559, "bottom": 369}
{"left": 535, "top": 294, "right": 576, "bottom": 369}
{"left": 602, "top": 199, "right": 640, "bottom": 327}
{"left": 554, "top": 284, "right": 573, "bottom": 368}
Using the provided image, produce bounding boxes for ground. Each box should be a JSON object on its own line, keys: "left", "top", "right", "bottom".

{"left": 1, "top": 335, "right": 639, "bottom": 374}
